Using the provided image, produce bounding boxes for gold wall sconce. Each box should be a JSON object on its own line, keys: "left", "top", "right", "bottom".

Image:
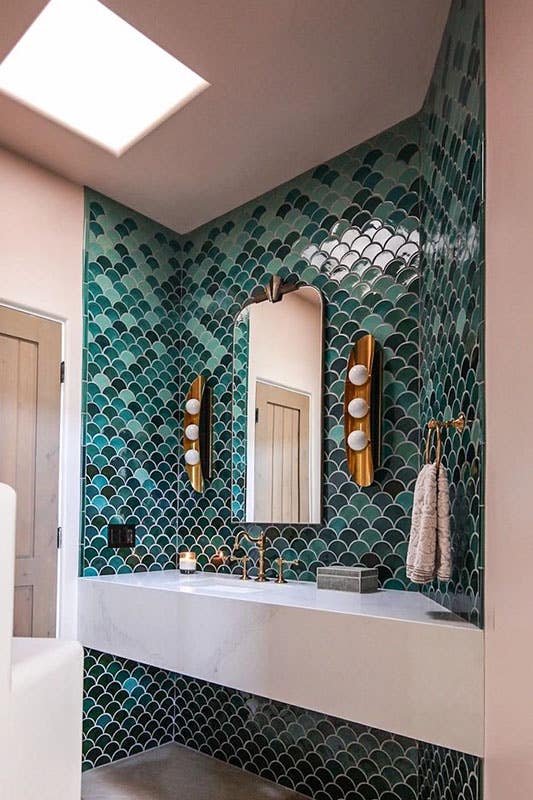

{"left": 344, "top": 332, "right": 382, "bottom": 487}
{"left": 183, "top": 375, "right": 212, "bottom": 493}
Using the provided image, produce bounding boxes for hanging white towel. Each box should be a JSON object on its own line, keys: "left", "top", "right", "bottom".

{"left": 406, "top": 463, "right": 451, "bottom": 583}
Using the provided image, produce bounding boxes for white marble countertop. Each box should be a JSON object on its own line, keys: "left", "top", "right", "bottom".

{"left": 78, "top": 570, "right": 484, "bottom": 755}
{"left": 82, "top": 570, "right": 474, "bottom": 629}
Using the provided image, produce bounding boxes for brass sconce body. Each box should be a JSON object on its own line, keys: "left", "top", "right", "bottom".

{"left": 184, "top": 375, "right": 212, "bottom": 493}
{"left": 344, "top": 332, "right": 382, "bottom": 487}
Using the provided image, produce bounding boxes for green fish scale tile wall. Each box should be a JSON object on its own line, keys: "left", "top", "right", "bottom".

{"left": 82, "top": 192, "right": 181, "bottom": 575}
{"left": 232, "top": 310, "right": 249, "bottom": 519}
{"left": 417, "top": 0, "right": 484, "bottom": 795}
{"left": 418, "top": 741, "right": 480, "bottom": 800}
{"left": 81, "top": 3, "right": 484, "bottom": 795}
{"left": 83, "top": 648, "right": 481, "bottom": 800}
{"left": 420, "top": 0, "right": 485, "bottom": 627}
{"left": 83, "top": 649, "right": 175, "bottom": 770}
{"left": 174, "top": 674, "right": 420, "bottom": 800}
{"left": 178, "top": 117, "right": 423, "bottom": 588}
{"left": 83, "top": 647, "right": 421, "bottom": 798}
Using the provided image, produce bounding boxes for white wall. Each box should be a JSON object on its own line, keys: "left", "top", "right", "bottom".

{"left": 0, "top": 146, "right": 84, "bottom": 639}
{"left": 484, "top": 1, "right": 533, "bottom": 796}
{"left": 246, "top": 289, "right": 322, "bottom": 521}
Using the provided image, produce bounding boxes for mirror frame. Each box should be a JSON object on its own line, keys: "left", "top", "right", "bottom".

{"left": 230, "top": 276, "right": 324, "bottom": 526}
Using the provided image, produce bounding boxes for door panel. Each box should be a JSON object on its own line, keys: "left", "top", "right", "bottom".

{"left": 13, "top": 586, "right": 33, "bottom": 637}
{"left": 0, "top": 306, "right": 61, "bottom": 637}
{"left": 254, "top": 382, "right": 310, "bottom": 523}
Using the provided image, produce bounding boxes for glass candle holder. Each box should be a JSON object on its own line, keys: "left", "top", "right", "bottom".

{"left": 179, "top": 551, "right": 197, "bottom": 574}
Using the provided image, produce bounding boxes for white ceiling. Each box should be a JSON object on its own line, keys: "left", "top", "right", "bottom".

{"left": 0, "top": 0, "right": 451, "bottom": 233}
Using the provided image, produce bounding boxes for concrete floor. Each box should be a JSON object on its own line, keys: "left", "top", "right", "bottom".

{"left": 81, "top": 743, "right": 308, "bottom": 800}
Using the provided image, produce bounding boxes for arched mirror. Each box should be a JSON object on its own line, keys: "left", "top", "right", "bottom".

{"left": 232, "top": 276, "right": 323, "bottom": 524}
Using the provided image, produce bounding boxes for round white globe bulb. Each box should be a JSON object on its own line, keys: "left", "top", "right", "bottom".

{"left": 348, "top": 364, "right": 369, "bottom": 386}
{"left": 348, "top": 398, "right": 369, "bottom": 419}
{"left": 347, "top": 430, "right": 368, "bottom": 452}
{"left": 185, "top": 424, "right": 199, "bottom": 441}
{"left": 185, "top": 398, "right": 201, "bottom": 415}
{"left": 184, "top": 449, "right": 200, "bottom": 466}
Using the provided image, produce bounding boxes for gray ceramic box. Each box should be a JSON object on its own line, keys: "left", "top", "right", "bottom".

{"left": 316, "top": 566, "right": 379, "bottom": 593}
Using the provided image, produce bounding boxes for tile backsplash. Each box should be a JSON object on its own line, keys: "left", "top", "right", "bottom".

{"left": 420, "top": 0, "right": 485, "bottom": 628}
{"left": 82, "top": 35, "right": 484, "bottom": 620}
{"left": 81, "top": 193, "right": 181, "bottom": 575}
{"left": 177, "top": 117, "right": 423, "bottom": 591}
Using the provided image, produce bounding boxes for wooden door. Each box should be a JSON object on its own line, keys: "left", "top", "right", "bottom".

{"left": 254, "top": 382, "right": 310, "bottom": 523}
{"left": 0, "top": 306, "right": 61, "bottom": 637}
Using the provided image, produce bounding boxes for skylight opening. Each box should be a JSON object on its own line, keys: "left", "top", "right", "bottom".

{"left": 0, "top": 0, "right": 209, "bottom": 156}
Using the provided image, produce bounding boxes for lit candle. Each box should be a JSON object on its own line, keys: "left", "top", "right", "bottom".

{"left": 179, "top": 551, "right": 197, "bottom": 574}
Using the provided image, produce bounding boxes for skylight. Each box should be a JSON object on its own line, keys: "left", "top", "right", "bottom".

{"left": 0, "top": 0, "right": 209, "bottom": 156}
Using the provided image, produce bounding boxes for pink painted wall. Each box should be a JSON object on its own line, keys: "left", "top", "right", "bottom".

{"left": 485, "top": 1, "right": 533, "bottom": 796}
{"left": 0, "top": 146, "right": 84, "bottom": 639}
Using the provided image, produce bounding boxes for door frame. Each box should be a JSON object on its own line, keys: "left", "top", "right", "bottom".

{"left": 0, "top": 302, "right": 67, "bottom": 636}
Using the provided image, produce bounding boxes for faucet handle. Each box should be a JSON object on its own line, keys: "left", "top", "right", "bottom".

{"left": 274, "top": 557, "right": 299, "bottom": 584}
{"left": 229, "top": 553, "right": 252, "bottom": 581}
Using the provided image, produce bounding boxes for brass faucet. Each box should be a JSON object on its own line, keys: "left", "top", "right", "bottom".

{"left": 233, "top": 530, "right": 270, "bottom": 582}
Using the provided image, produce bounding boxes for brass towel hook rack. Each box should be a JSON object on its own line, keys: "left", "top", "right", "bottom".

{"left": 425, "top": 413, "right": 466, "bottom": 469}
{"left": 427, "top": 412, "right": 466, "bottom": 433}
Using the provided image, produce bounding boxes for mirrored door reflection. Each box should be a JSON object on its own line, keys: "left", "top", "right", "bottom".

{"left": 254, "top": 381, "right": 310, "bottom": 523}
{"left": 232, "top": 282, "right": 323, "bottom": 525}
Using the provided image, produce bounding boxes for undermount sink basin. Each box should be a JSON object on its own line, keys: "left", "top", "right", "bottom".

{"left": 189, "top": 581, "right": 262, "bottom": 594}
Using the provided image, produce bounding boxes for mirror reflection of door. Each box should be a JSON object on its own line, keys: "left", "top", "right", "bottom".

{"left": 254, "top": 382, "right": 310, "bottom": 523}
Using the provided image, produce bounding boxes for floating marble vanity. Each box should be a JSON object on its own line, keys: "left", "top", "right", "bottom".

{"left": 78, "top": 572, "right": 483, "bottom": 757}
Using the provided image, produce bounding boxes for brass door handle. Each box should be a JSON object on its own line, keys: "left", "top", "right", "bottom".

{"left": 274, "top": 557, "right": 299, "bottom": 584}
